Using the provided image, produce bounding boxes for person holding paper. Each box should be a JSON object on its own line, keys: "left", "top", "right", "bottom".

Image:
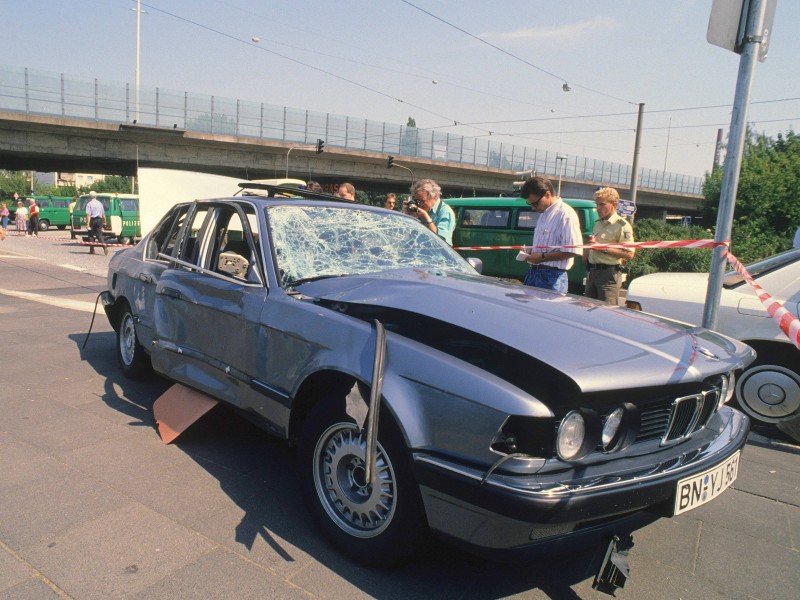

{"left": 518, "top": 176, "right": 582, "bottom": 292}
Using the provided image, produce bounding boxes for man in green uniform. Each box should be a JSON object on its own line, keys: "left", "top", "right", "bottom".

{"left": 585, "top": 187, "right": 634, "bottom": 305}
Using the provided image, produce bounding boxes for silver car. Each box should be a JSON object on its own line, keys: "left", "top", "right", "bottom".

{"left": 102, "top": 185, "right": 753, "bottom": 566}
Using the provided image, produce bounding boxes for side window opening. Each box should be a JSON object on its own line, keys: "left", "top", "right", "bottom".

{"left": 205, "top": 205, "right": 261, "bottom": 284}
{"left": 146, "top": 206, "right": 190, "bottom": 260}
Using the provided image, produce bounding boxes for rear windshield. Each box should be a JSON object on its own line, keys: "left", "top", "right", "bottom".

{"left": 78, "top": 196, "right": 111, "bottom": 211}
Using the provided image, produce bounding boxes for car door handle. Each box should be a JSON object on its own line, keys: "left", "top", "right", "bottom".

{"left": 161, "top": 287, "right": 182, "bottom": 300}
{"left": 138, "top": 273, "right": 152, "bottom": 283}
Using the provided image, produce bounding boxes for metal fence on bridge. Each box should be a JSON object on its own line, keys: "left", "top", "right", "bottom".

{"left": 0, "top": 64, "right": 703, "bottom": 195}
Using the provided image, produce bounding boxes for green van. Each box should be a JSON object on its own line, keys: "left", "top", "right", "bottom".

{"left": 34, "top": 195, "right": 72, "bottom": 231}
{"left": 5, "top": 195, "right": 72, "bottom": 231}
{"left": 72, "top": 193, "right": 141, "bottom": 244}
{"left": 444, "top": 197, "right": 599, "bottom": 292}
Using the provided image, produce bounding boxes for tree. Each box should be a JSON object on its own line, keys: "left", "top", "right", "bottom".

{"left": 702, "top": 130, "right": 800, "bottom": 264}
{"left": 0, "top": 170, "right": 31, "bottom": 198}
{"left": 89, "top": 175, "right": 135, "bottom": 194}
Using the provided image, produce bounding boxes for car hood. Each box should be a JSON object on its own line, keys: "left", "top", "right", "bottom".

{"left": 296, "top": 269, "right": 754, "bottom": 392}
{"left": 628, "top": 271, "right": 710, "bottom": 294}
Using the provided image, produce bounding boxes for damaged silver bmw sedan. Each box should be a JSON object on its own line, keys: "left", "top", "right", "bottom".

{"left": 102, "top": 185, "right": 753, "bottom": 568}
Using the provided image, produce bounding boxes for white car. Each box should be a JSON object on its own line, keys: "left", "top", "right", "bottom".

{"left": 626, "top": 249, "right": 800, "bottom": 429}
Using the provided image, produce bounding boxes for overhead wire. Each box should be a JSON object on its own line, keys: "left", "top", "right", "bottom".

{"left": 132, "top": 1, "right": 796, "bottom": 170}
{"left": 398, "top": 0, "right": 637, "bottom": 106}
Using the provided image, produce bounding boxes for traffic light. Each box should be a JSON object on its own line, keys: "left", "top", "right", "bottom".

{"left": 316, "top": 139, "right": 325, "bottom": 154}
{"left": 387, "top": 156, "right": 394, "bottom": 169}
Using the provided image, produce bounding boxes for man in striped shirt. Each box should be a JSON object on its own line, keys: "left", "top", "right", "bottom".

{"left": 519, "top": 176, "right": 583, "bottom": 293}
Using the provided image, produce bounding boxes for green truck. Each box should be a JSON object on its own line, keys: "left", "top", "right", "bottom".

{"left": 71, "top": 193, "right": 141, "bottom": 244}
{"left": 444, "top": 197, "right": 599, "bottom": 293}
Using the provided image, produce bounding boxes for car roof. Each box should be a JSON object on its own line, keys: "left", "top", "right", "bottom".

{"left": 237, "top": 183, "right": 345, "bottom": 202}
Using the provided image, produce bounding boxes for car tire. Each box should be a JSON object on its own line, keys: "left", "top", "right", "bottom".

{"left": 297, "top": 397, "right": 427, "bottom": 566}
{"left": 735, "top": 347, "right": 800, "bottom": 426}
{"left": 38, "top": 220, "right": 49, "bottom": 231}
{"left": 121, "top": 236, "right": 133, "bottom": 245}
{"left": 116, "top": 303, "right": 152, "bottom": 379}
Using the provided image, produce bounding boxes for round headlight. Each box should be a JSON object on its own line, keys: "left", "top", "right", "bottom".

{"left": 557, "top": 411, "right": 586, "bottom": 461}
{"left": 602, "top": 407, "right": 624, "bottom": 450}
{"left": 718, "top": 372, "right": 736, "bottom": 409}
{"left": 556, "top": 409, "right": 602, "bottom": 462}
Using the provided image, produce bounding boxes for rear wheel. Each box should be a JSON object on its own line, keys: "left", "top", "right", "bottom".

{"left": 121, "top": 236, "right": 133, "bottom": 245}
{"left": 297, "top": 398, "right": 427, "bottom": 566}
{"left": 735, "top": 346, "right": 800, "bottom": 425}
{"left": 116, "top": 303, "right": 152, "bottom": 379}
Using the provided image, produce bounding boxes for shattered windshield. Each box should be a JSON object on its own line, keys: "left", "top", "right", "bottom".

{"left": 267, "top": 205, "right": 473, "bottom": 287}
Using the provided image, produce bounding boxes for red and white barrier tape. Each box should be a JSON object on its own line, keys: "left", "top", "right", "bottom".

{"left": 725, "top": 251, "right": 800, "bottom": 351}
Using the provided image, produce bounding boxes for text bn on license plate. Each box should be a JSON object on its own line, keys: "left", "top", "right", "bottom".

{"left": 674, "top": 451, "right": 740, "bottom": 515}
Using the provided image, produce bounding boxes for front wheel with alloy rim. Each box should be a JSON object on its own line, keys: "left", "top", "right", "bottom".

{"left": 735, "top": 356, "right": 800, "bottom": 425}
{"left": 116, "top": 304, "right": 152, "bottom": 379}
{"left": 297, "top": 400, "right": 427, "bottom": 566}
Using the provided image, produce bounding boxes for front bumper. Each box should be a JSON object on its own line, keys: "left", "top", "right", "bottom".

{"left": 412, "top": 406, "right": 749, "bottom": 558}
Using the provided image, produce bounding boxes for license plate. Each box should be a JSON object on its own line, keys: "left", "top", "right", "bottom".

{"left": 674, "top": 450, "right": 740, "bottom": 515}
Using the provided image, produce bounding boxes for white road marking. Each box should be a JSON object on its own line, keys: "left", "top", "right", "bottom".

{"left": 59, "top": 264, "right": 87, "bottom": 272}
{"left": 0, "top": 288, "right": 98, "bottom": 312}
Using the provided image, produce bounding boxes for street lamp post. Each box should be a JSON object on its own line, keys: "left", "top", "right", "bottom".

{"left": 130, "top": 0, "right": 144, "bottom": 123}
{"left": 555, "top": 153, "right": 568, "bottom": 196}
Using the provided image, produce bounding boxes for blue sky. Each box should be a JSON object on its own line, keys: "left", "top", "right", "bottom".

{"left": 4, "top": 0, "right": 798, "bottom": 178}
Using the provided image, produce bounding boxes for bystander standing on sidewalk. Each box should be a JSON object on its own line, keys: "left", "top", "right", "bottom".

{"left": 27, "top": 197, "right": 39, "bottom": 237}
{"left": 0, "top": 202, "right": 8, "bottom": 240}
{"left": 14, "top": 201, "right": 27, "bottom": 236}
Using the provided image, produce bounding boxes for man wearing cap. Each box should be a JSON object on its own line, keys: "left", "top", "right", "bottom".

{"left": 584, "top": 187, "right": 634, "bottom": 305}
{"left": 518, "top": 175, "right": 583, "bottom": 292}
{"left": 85, "top": 191, "right": 108, "bottom": 255}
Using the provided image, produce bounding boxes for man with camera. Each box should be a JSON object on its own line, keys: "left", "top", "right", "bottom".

{"left": 404, "top": 179, "right": 455, "bottom": 245}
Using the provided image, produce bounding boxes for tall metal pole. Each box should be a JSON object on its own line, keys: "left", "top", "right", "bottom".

{"left": 629, "top": 103, "right": 645, "bottom": 212}
{"left": 135, "top": 0, "right": 141, "bottom": 123}
{"left": 556, "top": 153, "right": 567, "bottom": 196}
{"left": 702, "top": 0, "right": 767, "bottom": 330}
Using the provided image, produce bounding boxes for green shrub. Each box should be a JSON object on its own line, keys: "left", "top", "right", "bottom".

{"left": 627, "top": 219, "right": 713, "bottom": 283}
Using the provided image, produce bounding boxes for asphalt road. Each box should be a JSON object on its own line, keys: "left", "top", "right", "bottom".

{"left": 0, "top": 232, "right": 798, "bottom": 599}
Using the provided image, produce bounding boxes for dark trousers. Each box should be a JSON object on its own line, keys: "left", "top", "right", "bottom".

{"left": 88, "top": 217, "right": 106, "bottom": 246}
{"left": 28, "top": 215, "right": 39, "bottom": 235}
{"left": 585, "top": 265, "right": 622, "bottom": 305}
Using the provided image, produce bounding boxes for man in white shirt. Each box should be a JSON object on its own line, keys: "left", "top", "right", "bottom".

{"left": 519, "top": 176, "right": 583, "bottom": 292}
{"left": 85, "top": 191, "right": 108, "bottom": 255}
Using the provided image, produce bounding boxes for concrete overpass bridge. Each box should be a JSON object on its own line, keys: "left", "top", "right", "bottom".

{"left": 0, "top": 65, "right": 705, "bottom": 220}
